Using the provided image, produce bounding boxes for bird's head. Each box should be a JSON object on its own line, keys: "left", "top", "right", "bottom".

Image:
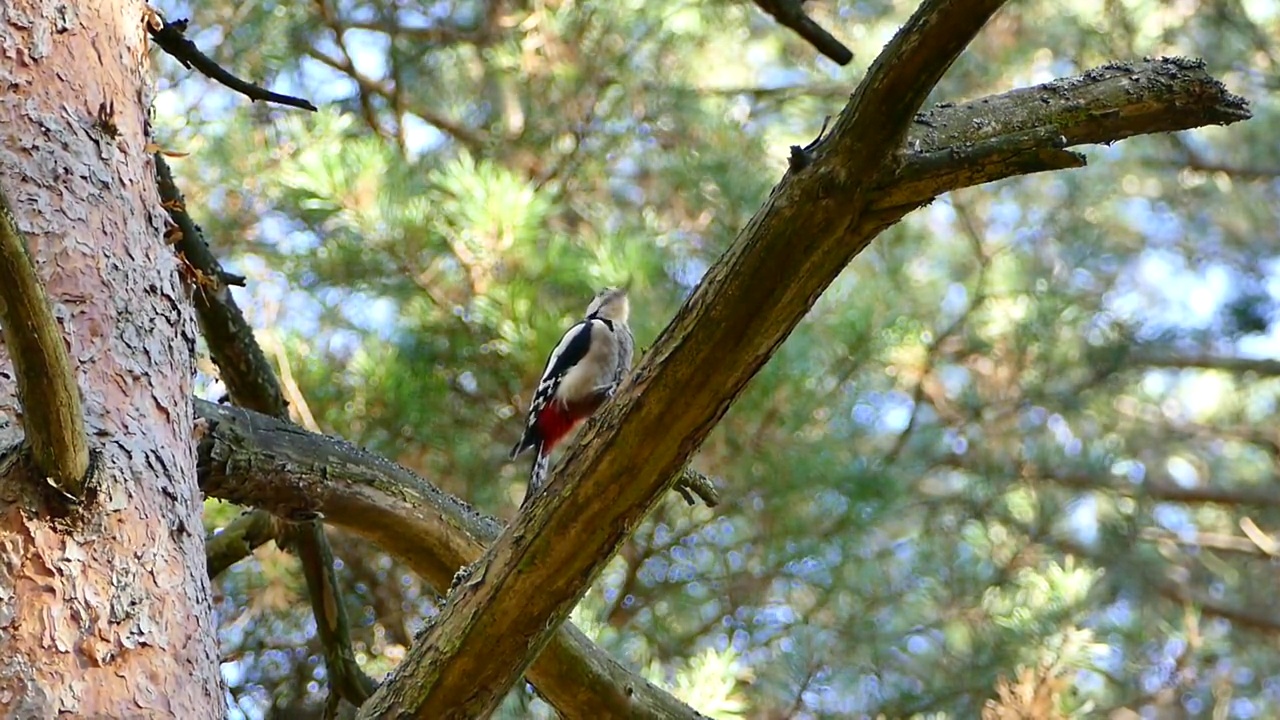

{"left": 586, "top": 286, "right": 629, "bottom": 324}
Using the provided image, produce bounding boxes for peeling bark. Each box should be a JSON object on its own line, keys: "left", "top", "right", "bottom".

{"left": 0, "top": 1, "right": 221, "bottom": 716}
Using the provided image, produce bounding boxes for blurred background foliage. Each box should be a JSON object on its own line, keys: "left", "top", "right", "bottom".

{"left": 157, "top": 0, "right": 1280, "bottom": 717}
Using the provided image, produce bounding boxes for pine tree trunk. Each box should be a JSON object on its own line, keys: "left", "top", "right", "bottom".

{"left": 0, "top": 1, "right": 222, "bottom": 716}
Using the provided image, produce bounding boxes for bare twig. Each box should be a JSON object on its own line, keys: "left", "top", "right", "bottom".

{"left": 259, "top": 327, "right": 323, "bottom": 432}
{"left": 147, "top": 17, "right": 318, "bottom": 111}
{"left": 1156, "top": 134, "right": 1280, "bottom": 181}
{"left": 752, "top": 0, "right": 853, "bottom": 65}
{"left": 285, "top": 521, "right": 377, "bottom": 704}
{"left": 311, "top": 0, "right": 387, "bottom": 137}
{"left": 1238, "top": 517, "right": 1280, "bottom": 556}
{"left": 303, "top": 47, "right": 485, "bottom": 150}
{"left": 0, "top": 182, "right": 89, "bottom": 498}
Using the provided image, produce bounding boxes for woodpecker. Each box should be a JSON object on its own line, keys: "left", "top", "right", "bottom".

{"left": 510, "top": 287, "right": 634, "bottom": 503}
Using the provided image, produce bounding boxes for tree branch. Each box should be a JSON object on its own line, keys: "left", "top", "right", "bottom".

{"left": 751, "top": 0, "right": 853, "bottom": 65}
{"left": 156, "top": 157, "right": 290, "bottom": 418}
{"left": 167, "top": 155, "right": 700, "bottom": 716}
{"left": 193, "top": 399, "right": 708, "bottom": 719}
{"left": 1045, "top": 470, "right": 1280, "bottom": 509}
{"left": 1128, "top": 350, "right": 1280, "bottom": 376}
{"left": 360, "top": 1, "right": 1017, "bottom": 715}
{"left": 178, "top": 43, "right": 1252, "bottom": 720}
{"left": 302, "top": 47, "right": 485, "bottom": 151}
{"left": 1052, "top": 536, "right": 1280, "bottom": 635}
{"left": 205, "top": 509, "right": 278, "bottom": 579}
{"left": 285, "top": 521, "right": 377, "bottom": 704}
{"left": 946, "top": 453, "right": 1280, "bottom": 510}
{"left": 870, "top": 57, "right": 1250, "bottom": 216}
{"left": 146, "top": 16, "right": 318, "bottom": 111}
{"left": 673, "top": 468, "right": 720, "bottom": 507}
{"left": 357, "top": 39, "right": 1253, "bottom": 720}
{"left": 306, "top": 0, "right": 485, "bottom": 149}
{"left": 1138, "top": 527, "right": 1278, "bottom": 559}
{"left": 0, "top": 182, "right": 90, "bottom": 497}
{"left": 156, "top": 157, "right": 375, "bottom": 707}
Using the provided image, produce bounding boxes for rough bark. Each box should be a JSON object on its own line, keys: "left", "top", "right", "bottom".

{"left": 0, "top": 0, "right": 222, "bottom": 716}
{"left": 195, "top": 400, "right": 708, "bottom": 719}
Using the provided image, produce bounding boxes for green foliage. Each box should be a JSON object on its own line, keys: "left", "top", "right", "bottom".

{"left": 670, "top": 648, "right": 749, "bottom": 717}
{"left": 159, "top": 0, "right": 1280, "bottom": 717}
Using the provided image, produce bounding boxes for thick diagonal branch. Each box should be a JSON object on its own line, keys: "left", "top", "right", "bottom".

{"left": 358, "top": 1, "right": 1016, "bottom": 716}
{"left": 194, "top": 53, "right": 1248, "bottom": 720}
{"left": 358, "top": 39, "right": 1252, "bottom": 720}
{"left": 0, "top": 183, "right": 89, "bottom": 497}
{"left": 164, "top": 154, "right": 699, "bottom": 715}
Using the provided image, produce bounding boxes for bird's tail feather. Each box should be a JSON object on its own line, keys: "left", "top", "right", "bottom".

{"left": 510, "top": 432, "right": 535, "bottom": 460}
{"left": 523, "top": 449, "right": 550, "bottom": 506}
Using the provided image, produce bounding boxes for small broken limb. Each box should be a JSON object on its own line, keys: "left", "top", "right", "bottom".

{"left": 42, "top": 448, "right": 103, "bottom": 507}
{"left": 752, "top": 0, "right": 853, "bottom": 65}
{"left": 672, "top": 467, "right": 720, "bottom": 508}
{"left": 788, "top": 115, "right": 834, "bottom": 172}
{"left": 145, "top": 10, "right": 318, "bottom": 111}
